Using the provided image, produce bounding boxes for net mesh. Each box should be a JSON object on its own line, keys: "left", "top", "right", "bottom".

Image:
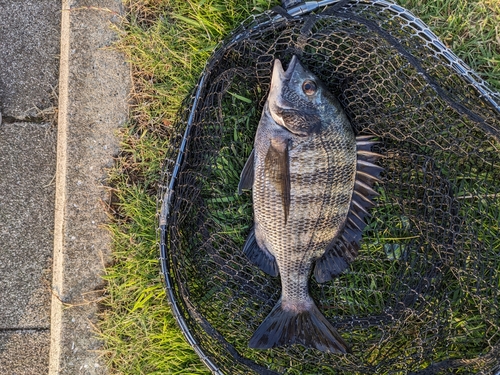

{"left": 158, "top": 1, "right": 500, "bottom": 373}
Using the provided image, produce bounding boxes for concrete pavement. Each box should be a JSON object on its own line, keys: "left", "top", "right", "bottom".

{"left": 0, "top": 1, "right": 130, "bottom": 374}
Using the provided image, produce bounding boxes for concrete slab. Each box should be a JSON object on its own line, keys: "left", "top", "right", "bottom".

{"left": 0, "top": 0, "right": 129, "bottom": 373}
{"left": 49, "top": 1, "right": 130, "bottom": 374}
{"left": 0, "top": 0, "right": 61, "bottom": 119}
{"left": 0, "top": 330, "right": 50, "bottom": 374}
{"left": 0, "top": 122, "right": 56, "bottom": 330}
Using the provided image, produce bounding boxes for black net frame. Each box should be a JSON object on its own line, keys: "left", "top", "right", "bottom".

{"left": 158, "top": 0, "right": 500, "bottom": 373}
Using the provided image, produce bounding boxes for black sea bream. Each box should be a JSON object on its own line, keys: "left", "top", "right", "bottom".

{"left": 238, "top": 55, "right": 382, "bottom": 353}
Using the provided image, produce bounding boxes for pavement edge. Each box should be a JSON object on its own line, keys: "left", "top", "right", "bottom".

{"left": 49, "top": 0, "right": 69, "bottom": 372}
{"left": 49, "top": 1, "right": 131, "bottom": 374}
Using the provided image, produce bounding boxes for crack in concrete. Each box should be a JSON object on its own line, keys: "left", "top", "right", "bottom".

{"left": 0, "top": 327, "right": 50, "bottom": 333}
{"left": 1, "top": 115, "right": 52, "bottom": 124}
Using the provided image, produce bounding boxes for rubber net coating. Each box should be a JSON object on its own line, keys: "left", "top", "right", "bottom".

{"left": 158, "top": 1, "right": 500, "bottom": 373}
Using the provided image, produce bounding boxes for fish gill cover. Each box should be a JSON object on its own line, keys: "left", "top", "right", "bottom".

{"left": 158, "top": 0, "right": 500, "bottom": 373}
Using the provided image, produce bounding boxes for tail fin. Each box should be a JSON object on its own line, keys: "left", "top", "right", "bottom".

{"left": 249, "top": 300, "right": 351, "bottom": 353}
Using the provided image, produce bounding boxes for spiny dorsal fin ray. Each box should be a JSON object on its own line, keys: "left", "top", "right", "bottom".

{"left": 357, "top": 149, "right": 383, "bottom": 160}
{"left": 349, "top": 205, "right": 367, "bottom": 222}
{"left": 347, "top": 214, "right": 364, "bottom": 231}
{"left": 314, "top": 135, "right": 383, "bottom": 283}
{"left": 357, "top": 169, "right": 382, "bottom": 184}
{"left": 351, "top": 196, "right": 372, "bottom": 216}
{"left": 355, "top": 179, "right": 380, "bottom": 198}
{"left": 356, "top": 141, "right": 378, "bottom": 151}
{"left": 356, "top": 135, "right": 383, "bottom": 166}
{"left": 357, "top": 158, "right": 383, "bottom": 169}
{"left": 353, "top": 189, "right": 376, "bottom": 205}
{"left": 355, "top": 134, "right": 376, "bottom": 141}
{"left": 357, "top": 159, "right": 384, "bottom": 177}
{"left": 356, "top": 135, "right": 381, "bottom": 150}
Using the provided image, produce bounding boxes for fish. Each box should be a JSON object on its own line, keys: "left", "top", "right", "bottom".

{"left": 238, "top": 55, "right": 383, "bottom": 353}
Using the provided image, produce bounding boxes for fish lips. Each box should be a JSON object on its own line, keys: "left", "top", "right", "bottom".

{"left": 269, "top": 57, "right": 297, "bottom": 124}
{"left": 273, "top": 55, "right": 298, "bottom": 81}
{"left": 269, "top": 57, "right": 321, "bottom": 136}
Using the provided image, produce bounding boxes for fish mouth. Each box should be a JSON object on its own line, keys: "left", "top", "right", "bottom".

{"left": 273, "top": 55, "right": 298, "bottom": 81}
{"left": 269, "top": 56, "right": 299, "bottom": 126}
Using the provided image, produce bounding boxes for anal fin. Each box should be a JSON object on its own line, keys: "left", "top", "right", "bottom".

{"left": 314, "top": 241, "right": 350, "bottom": 283}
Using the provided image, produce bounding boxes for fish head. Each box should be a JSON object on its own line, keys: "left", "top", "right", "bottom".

{"left": 268, "top": 55, "right": 340, "bottom": 136}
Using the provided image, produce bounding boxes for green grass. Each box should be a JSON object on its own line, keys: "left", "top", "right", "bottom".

{"left": 399, "top": 0, "right": 500, "bottom": 89}
{"left": 100, "top": 1, "right": 278, "bottom": 373}
{"left": 98, "top": 0, "right": 500, "bottom": 374}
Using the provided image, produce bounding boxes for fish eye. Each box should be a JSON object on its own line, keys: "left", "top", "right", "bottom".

{"left": 302, "top": 80, "right": 317, "bottom": 95}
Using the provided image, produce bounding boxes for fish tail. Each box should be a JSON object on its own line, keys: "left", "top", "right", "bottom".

{"left": 249, "top": 300, "right": 351, "bottom": 353}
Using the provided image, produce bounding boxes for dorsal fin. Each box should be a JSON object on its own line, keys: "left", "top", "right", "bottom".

{"left": 314, "top": 136, "right": 383, "bottom": 283}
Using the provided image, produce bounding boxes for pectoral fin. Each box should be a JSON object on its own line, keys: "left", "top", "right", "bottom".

{"left": 238, "top": 149, "right": 255, "bottom": 195}
{"left": 264, "top": 137, "right": 290, "bottom": 223}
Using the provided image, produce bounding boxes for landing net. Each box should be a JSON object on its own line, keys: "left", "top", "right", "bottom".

{"left": 158, "top": 1, "right": 500, "bottom": 373}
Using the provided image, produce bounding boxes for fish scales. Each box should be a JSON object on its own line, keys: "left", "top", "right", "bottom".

{"left": 238, "top": 55, "right": 381, "bottom": 353}
{"left": 255, "top": 131, "right": 356, "bottom": 306}
{"left": 254, "top": 135, "right": 355, "bottom": 252}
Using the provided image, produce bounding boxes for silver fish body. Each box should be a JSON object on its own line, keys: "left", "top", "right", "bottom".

{"left": 239, "top": 56, "right": 381, "bottom": 353}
